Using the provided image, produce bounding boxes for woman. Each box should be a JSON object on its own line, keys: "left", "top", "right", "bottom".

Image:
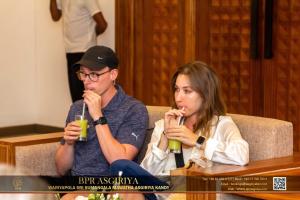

{"left": 141, "top": 61, "right": 249, "bottom": 175}
{"left": 110, "top": 61, "right": 249, "bottom": 199}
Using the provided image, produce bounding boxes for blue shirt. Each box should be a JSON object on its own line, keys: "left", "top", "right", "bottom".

{"left": 62, "top": 85, "right": 148, "bottom": 176}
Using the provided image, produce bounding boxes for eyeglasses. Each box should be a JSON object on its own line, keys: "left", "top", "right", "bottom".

{"left": 76, "top": 70, "right": 110, "bottom": 82}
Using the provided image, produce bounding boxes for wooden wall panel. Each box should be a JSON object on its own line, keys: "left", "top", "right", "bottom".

{"left": 144, "top": 0, "right": 180, "bottom": 105}
{"left": 115, "top": 0, "right": 135, "bottom": 96}
{"left": 204, "top": 0, "right": 260, "bottom": 115}
{"left": 265, "top": 0, "right": 300, "bottom": 151}
{"left": 116, "top": 0, "right": 300, "bottom": 151}
{"left": 117, "top": 0, "right": 196, "bottom": 106}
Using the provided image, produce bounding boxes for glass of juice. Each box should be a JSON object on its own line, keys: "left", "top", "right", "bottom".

{"left": 168, "top": 116, "right": 185, "bottom": 154}
{"left": 168, "top": 139, "right": 181, "bottom": 153}
{"left": 75, "top": 114, "right": 88, "bottom": 141}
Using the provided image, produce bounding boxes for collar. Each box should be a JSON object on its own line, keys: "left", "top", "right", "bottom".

{"left": 103, "top": 84, "right": 126, "bottom": 111}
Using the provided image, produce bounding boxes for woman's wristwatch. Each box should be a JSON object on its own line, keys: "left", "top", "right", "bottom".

{"left": 195, "top": 136, "right": 206, "bottom": 149}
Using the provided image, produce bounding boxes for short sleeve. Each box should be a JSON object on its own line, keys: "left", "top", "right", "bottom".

{"left": 65, "top": 103, "right": 78, "bottom": 125}
{"left": 56, "top": 0, "right": 62, "bottom": 10}
{"left": 85, "top": 0, "right": 102, "bottom": 16}
{"left": 115, "top": 104, "right": 148, "bottom": 150}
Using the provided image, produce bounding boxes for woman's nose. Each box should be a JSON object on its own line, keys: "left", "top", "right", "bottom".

{"left": 175, "top": 91, "right": 183, "bottom": 102}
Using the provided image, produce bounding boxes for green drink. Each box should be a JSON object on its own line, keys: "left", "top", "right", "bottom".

{"left": 168, "top": 116, "right": 185, "bottom": 154}
{"left": 75, "top": 115, "right": 88, "bottom": 141}
{"left": 168, "top": 139, "right": 181, "bottom": 153}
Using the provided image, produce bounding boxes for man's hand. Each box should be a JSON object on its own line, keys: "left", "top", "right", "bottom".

{"left": 83, "top": 90, "right": 103, "bottom": 120}
{"left": 64, "top": 122, "right": 81, "bottom": 145}
{"left": 93, "top": 12, "right": 107, "bottom": 35}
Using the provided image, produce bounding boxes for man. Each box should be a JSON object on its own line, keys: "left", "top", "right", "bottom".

{"left": 50, "top": 0, "right": 108, "bottom": 102}
{"left": 55, "top": 46, "right": 148, "bottom": 176}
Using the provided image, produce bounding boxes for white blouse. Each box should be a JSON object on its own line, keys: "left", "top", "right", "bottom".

{"left": 140, "top": 115, "right": 249, "bottom": 176}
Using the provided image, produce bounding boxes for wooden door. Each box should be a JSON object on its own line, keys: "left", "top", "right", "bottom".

{"left": 195, "top": 0, "right": 300, "bottom": 151}
{"left": 116, "top": 0, "right": 196, "bottom": 106}
{"left": 196, "top": 0, "right": 263, "bottom": 115}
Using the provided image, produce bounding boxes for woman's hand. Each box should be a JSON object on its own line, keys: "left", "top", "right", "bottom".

{"left": 164, "top": 109, "right": 185, "bottom": 130}
{"left": 158, "top": 108, "right": 186, "bottom": 151}
{"left": 83, "top": 90, "right": 103, "bottom": 120}
{"left": 64, "top": 121, "right": 81, "bottom": 145}
{"left": 165, "top": 125, "right": 198, "bottom": 147}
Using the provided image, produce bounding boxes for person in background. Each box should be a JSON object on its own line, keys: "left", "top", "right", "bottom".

{"left": 55, "top": 45, "right": 148, "bottom": 177}
{"left": 110, "top": 61, "right": 249, "bottom": 200}
{"left": 50, "top": 0, "right": 107, "bottom": 102}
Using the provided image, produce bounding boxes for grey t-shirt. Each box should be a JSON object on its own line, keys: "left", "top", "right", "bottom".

{"left": 62, "top": 85, "right": 148, "bottom": 176}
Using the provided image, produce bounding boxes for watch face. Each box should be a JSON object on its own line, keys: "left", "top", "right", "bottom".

{"left": 197, "top": 136, "right": 206, "bottom": 144}
{"left": 99, "top": 117, "right": 107, "bottom": 124}
{"left": 93, "top": 117, "right": 107, "bottom": 126}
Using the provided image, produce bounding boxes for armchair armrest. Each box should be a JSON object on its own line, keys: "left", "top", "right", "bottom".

{"left": 229, "top": 113, "right": 293, "bottom": 161}
{"left": 0, "top": 132, "right": 63, "bottom": 176}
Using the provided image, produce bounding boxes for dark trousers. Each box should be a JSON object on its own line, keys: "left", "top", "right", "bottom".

{"left": 110, "top": 159, "right": 169, "bottom": 200}
{"left": 66, "top": 53, "right": 84, "bottom": 102}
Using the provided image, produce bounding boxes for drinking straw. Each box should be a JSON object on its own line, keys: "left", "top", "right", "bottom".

{"left": 82, "top": 102, "right": 86, "bottom": 117}
{"left": 178, "top": 116, "right": 185, "bottom": 125}
{"left": 178, "top": 107, "right": 185, "bottom": 125}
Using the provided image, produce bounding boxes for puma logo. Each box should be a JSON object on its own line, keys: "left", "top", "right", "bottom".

{"left": 131, "top": 132, "right": 139, "bottom": 140}
{"left": 118, "top": 171, "right": 123, "bottom": 177}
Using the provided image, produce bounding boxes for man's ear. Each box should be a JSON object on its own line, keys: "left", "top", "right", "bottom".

{"left": 110, "top": 69, "right": 118, "bottom": 81}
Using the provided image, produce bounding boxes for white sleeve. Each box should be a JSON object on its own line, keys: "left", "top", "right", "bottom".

{"left": 140, "top": 120, "right": 169, "bottom": 175}
{"left": 85, "top": 0, "right": 102, "bottom": 16}
{"left": 56, "top": 0, "right": 62, "bottom": 10}
{"left": 204, "top": 117, "right": 249, "bottom": 166}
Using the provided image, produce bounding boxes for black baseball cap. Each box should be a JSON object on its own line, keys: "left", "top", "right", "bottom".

{"left": 73, "top": 46, "right": 119, "bottom": 71}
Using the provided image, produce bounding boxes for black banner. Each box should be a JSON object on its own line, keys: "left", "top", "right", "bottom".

{"left": 0, "top": 175, "right": 299, "bottom": 193}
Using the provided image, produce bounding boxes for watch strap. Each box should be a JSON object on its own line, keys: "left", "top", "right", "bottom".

{"left": 93, "top": 116, "right": 107, "bottom": 126}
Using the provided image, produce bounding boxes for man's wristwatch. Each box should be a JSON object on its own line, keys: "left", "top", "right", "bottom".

{"left": 195, "top": 136, "right": 206, "bottom": 149}
{"left": 93, "top": 116, "right": 107, "bottom": 126}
